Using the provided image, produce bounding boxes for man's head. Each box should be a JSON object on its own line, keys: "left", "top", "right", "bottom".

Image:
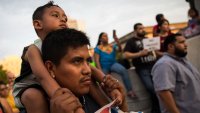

{"left": 133, "top": 23, "right": 145, "bottom": 37}
{"left": 33, "top": 1, "right": 68, "bottom": 40}
{"left": 42, "top": 28, "right": 91, "bottom": 97}
{"left": 164, "top": 33, "right": 188, "bottom": 57}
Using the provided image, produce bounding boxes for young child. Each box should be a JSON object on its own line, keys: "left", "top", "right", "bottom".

{"left": 13, "top": 1, "right": 125, "bottom": 113}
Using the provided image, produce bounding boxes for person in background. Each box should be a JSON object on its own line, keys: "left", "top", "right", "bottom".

{"left": 152, "top": 33, "right": 200, "bottom": 113}
{"left": 181, "top": 8, "right": 200, "bottom": 38}
{"left": 0, "top": 81, "right": 13, "bottom": 113}
{"left": 153, "top": 14, "right": 166, "bottom": 37}
{"left": 5, "top": 72, "right": 19, "bottom": 113}
{"left": 94, "top": 31, "right": 137, "bottom": 98}
{"left": 187, "top": 8, "right": 200, "bottom": 28}
{"left": 155, "top": 19, "right": 173, "bottom": 58}
{"left": 123, "top": 23, "right": 160, "bottom": 113}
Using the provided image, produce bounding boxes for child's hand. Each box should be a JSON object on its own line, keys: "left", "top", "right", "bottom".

{"left": 101, "top": 75, "right": 125, "bottom": 106}
{"left": 110, "top": 89, "right": 123, "bottom": 106}
{"left": 50, "top": 88, "right": 84, "bottom": 113}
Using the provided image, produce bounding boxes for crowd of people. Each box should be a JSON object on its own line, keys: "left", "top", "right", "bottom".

{"left": 0, "top": 1, "right": 200, "bottom": 113}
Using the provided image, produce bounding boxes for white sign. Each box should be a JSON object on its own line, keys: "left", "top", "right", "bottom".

{"left": 142, "top": 37, "right": 160, "bottom": 51}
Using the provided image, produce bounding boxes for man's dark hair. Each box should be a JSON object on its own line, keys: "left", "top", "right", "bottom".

{"left": 32, "top": 1, "right": 59, "bottom": 21}
{"left": 163, "top": 33, "right": 182, "bottom": 51}
{"left": 42, "top": 28, "right": 90, "bottom": 66}
{"left": 133, "top": 23, "right": 142, "bottom": 30}
{"left": 156, "top": 14, "right": 164, "bottom": 23}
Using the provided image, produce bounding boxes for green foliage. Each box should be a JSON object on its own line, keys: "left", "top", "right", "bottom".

{"left": 0, "top": 65, "right": 8, "bottom": 84}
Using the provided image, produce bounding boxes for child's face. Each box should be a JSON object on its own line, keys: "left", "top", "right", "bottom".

{"left": 41, "top": 6, "right": 68, "bottom": 33}
{"left": 51, "top": 45, "right": 92, "bottom": 96}
{"left": 160, "top": 21, "right": 169, "bottom": 32}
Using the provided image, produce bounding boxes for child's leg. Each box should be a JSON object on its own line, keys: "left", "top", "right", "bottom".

{"left": 21, "top": 88, "right": 49, "bottom": 113}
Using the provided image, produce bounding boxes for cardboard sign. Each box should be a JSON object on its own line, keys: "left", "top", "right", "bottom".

{"left": 142, "top": 37, "right": 160, "bottom": 51}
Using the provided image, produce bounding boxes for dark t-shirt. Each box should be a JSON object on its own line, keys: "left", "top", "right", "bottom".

{"left": 79, "top": 94, "right": 100, "bottom": 113}
{"left": 124, "top": 37, "right": 156, "bottom": 69}
{"left": 15, "top": 46, "right": 32, "bottom": 82}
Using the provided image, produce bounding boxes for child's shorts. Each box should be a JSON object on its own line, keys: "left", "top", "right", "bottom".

{"left": 13, "top": 74, "right": 41, "bottom": 109}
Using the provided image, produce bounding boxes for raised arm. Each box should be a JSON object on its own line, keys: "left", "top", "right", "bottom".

{"left": 113, "top": 30, "right": 122, "bottom": 52}
{"left": 25, "top": 45, "right": 60, "bottom": 98}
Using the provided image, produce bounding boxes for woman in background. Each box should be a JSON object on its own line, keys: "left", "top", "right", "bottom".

{"left": 94, "top": 31, "right": 136, "bottom": 98}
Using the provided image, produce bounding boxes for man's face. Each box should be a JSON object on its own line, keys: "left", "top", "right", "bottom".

{"left": 51, "top": 45, "right": 92, "bottom": 96}
{"left": 136, "top": 25, "right": 145, "bottom": 37}
{"left": 173, "top": 36, "right": 188, "bottom": 57}
{"left": 40, "top": 6, "right": 68, "bottom": 33}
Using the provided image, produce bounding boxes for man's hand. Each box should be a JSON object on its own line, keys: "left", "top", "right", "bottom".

{"left": 50, "top": 88, "right": 84, "bottom": 113}
{"left": 139, "top": 49, "right": 148, "bottom": 56}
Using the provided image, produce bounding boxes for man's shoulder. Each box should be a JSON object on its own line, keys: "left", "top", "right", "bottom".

{"left": 155, "top": 55, "right": 177, "bottom": 68}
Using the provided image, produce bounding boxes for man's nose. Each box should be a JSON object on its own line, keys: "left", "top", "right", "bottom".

{"left": 82, "top": 62, "right": 91, "bottom": 76}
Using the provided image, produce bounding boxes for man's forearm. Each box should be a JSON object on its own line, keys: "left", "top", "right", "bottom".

{"left": 158, "top": 90, "right": 180, "bottom": 113}
{"left": 123, "top": 51, "right": 141, "bottom": 59}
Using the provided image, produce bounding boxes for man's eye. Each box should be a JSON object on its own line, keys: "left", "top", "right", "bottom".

{"left": 74, "top": 60, "right": 81, "bottom": 64}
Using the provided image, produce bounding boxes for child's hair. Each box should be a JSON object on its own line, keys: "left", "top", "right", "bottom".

{"left": 42, "top": 28, "right": 90, "bottom": 66}
{"left": 32, "top": 1, "right": 59, "bottom": 21}
{"left": 156, "top": 14, "right": 164, "bottom": 23}
{"left": 188, "top": 8, "right": 199, "bottom": 18}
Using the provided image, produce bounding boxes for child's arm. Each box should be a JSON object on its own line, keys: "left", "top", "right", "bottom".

{"left": 102, "top": 75, "right": 128, "bottom": 112}
{"left": 90, "top": 66, "right": 105, "bottom": 82}
{"left": 90, "top": 67, "right": 127, "bottom": 110}
{"left": 25, "top": 45, "right": 60, "bottom": 97}
{"left": 89, "top": 78, "right": 109, "bottom": 106}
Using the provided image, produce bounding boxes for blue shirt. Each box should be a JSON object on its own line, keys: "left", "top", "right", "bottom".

{"left": 94, "top": 45, "right": 117, "bottom": 72}
{"left": 152, "top": 53, "right": 200, "bottom": 113}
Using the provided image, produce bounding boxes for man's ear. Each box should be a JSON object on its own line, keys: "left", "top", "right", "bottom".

{"left": 33, "top": 20, "right": 43, "bottom": 30}
{"left": 168, "top": 43, "right": 175, "bottom": 50}
{"left": 45, "top": 61, "right": 56, "bottom": 78}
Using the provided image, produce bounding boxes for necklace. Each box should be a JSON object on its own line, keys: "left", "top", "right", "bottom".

{"left": 100, "top": 45, "right": 113, "bottom": 54}
{"left": 82, "top": 96, "right": 86, "bottom": 105}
